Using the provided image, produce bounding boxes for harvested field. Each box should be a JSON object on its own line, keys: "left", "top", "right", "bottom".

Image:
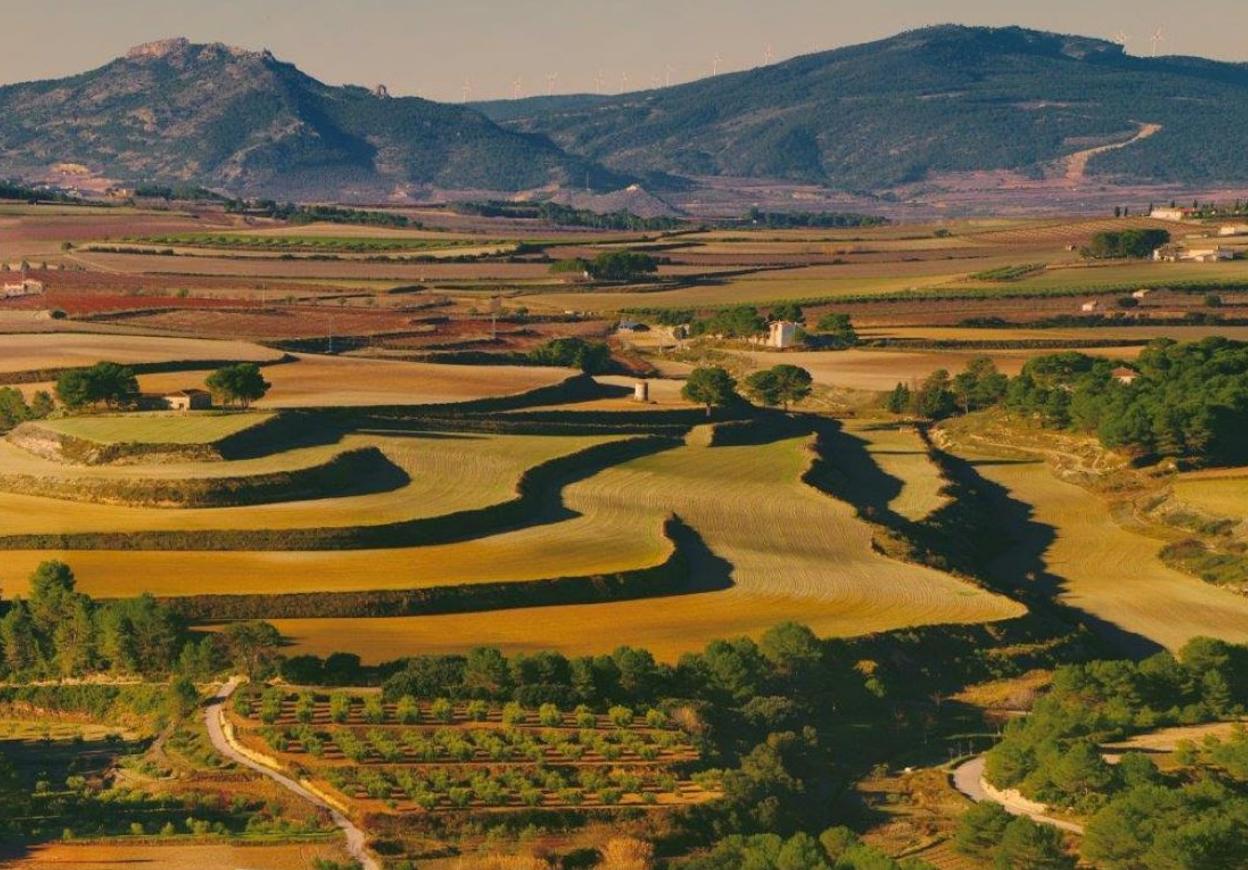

{"left": 129, "top": 354, "right": 574, "bottom": 408}
{"left": 1172, "top": 472, "right": 1248, "bottom": 521}
{"left": 2, "top": 842, "right": 352, "bottom": 869}
{"left": 657, "top": 347, "right": 1143, "bottom": 393}
{"left": 859, "top": 325, "right": 1248, "bottom": 343}
{"left": 68, "top": 250, "right": 555, "bottom": 282}
{"left": 260, "top": 429, "right": 1020, "bottom": 661}
{"left": 842, "top": 421, "right": 950, "bottom": 521}
{"left": 37, "top": 411, "right": 272, "bottom": 445}
{"left": 0, "top": 432, "right": 617, "bottom": 540}
{"left": 0, "top": 332, "right": 280, "bottom": 375}
{"left": 962, "top": 447, "right": 1248, "bottom": 652}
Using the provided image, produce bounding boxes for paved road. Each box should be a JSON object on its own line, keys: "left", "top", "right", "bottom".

{"left": 205, "top": 678, "right": 379, "bottom": 870}
{"left": 951, "top": 755, "right": 1084, "bottom": 835}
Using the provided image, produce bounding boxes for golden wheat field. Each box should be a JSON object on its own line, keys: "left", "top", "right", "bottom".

{"left": 124, "top": 354, "right": 575, "bottom": 408}
{"left": 256, "top": 429, "right": 1020, "bottom": 662}
{"left": 0, "top": 331, "right": 280, "bottom": 374}
{"left": 840, "top": 421, "right": 950, "bottom": 521}
{"left": 38, "top": 411, "right": 272, "bottom": 444}
{"left": 962, "top": 447, "right": 1248, "bottom": 651}
{"left": 5, "top": 842, "right": 352, "bottom": 869}
{"left": 0, "top": 432, "right": 618, "bottom": 538}
{"left": 1172, "top": 473, "right": 1248, "bottom": 521}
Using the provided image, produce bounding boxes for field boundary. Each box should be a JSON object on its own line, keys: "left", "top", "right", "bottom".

{"left": 0, "top": 434, "right": 681, "bottom": 551}
{"left": 160, "top": 514, "right": 715, "bottom": 620}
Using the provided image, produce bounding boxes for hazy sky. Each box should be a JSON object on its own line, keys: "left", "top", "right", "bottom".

{"left": 2, "top": 0, "right": 1243, "bottom": 102}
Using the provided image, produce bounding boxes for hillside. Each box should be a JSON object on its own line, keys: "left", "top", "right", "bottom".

{"left": 479, "top": 25, "right": 1248, "bottom": 190}
{"left": 0, "top": 38, "right": 623, "bottom": 198}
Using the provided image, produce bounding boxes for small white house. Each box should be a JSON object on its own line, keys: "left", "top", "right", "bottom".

{"left": 1185, "top": 248, "right": 1235, "bottom": 263}
{"left": 1, "top": 279, "right": 43, "bottom": 298}
{"left": 1150, "top": 207, "right": 1189, "bottom": 221}
{"left": 768, "top": 320, "right": 798, "bottom": 348}
{"left": 1080, "top": 300, "right": 1100, "bottom": 313}
{"left": 162, "top": 389, "right": 213, "bottom": 411}
{"left": 633, "top": 381, "right": 650, "bottom": 402}
{"left": 1131, "top": 288, "right": 1152, "bottom": 300}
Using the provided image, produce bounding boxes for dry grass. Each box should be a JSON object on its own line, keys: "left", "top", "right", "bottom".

{"left": 262, "top": 430, "right": 1020, "bottom": 662}
{"left": 0, "top": 332, "right": 280, "bottom": 374}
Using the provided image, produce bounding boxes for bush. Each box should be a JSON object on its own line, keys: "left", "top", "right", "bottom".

{"left": 608, "top": 705, "right": 634, "bottom": 727}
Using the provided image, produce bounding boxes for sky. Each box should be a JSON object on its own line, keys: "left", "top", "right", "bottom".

{"left": 2, "top": 0, "right": 1244, "bottom": 102}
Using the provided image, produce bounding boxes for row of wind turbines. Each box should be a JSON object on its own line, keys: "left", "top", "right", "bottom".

{"left": 1112, "top": 27, "right": 1167, "bottom": 57}
{"left": 463, "top": 43, "right": 777, "bottom": 102}
{"left": 467, "top": 28, "right": 1169, "bottom": 103}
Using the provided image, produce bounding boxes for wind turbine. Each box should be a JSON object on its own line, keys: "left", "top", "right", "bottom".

{"left": 1150, "top": 27, "right": 1165, "bottom": 57}
{"left": 620, "top": 71, "right": 630, "bottom": 93}
{"left": 546, "top": 72, "right": 558, "bottom": 96}
{"left": 712, "top": 53, "right": 723, "bottom": 76}
{"left": 763, "top": 43, "right": 775, "bottom": 65}
{"left": 461, "top": 78, "right": 473, "bottom": 102}
{"left": 1111, "top": 31, "right": 1130, "bottom": 52}
{"left": 594, "top": 70, "right": 606, "bottom": 92}
{"left": 665, "top": 64, "right": 674, "bottom": 87}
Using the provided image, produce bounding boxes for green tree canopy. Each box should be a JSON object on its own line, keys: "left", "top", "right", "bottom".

{"left": 55, "top": 361, "right": 139, "bottom": 410}
{"left": 205, "top": 363, "right": 271, "bottom": 408}
{"left": 682, "top": 366, "right": 739, "bottom": 416}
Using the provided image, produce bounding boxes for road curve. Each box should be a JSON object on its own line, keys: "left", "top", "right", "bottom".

{"left": 951, "top": 755, "right": 1084, "bottom": 835}
{"left": 205, "top": 678, "right": 379, "bottom": 870}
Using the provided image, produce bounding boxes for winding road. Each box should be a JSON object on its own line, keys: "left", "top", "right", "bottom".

{"left": 951, "top": 755, "right": 1084, "bottom": 834}
{"left": 205, "top": 678, "right": 379, "bottom": 870}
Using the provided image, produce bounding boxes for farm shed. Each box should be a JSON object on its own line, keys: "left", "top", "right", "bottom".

{"left": 162, "top": 388, "right": 213, "bottom": 411}
{"left": 768, "top": 320, "right": 798, "bottom": 348}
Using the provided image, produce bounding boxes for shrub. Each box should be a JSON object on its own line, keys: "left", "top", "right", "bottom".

{"left": 502, "top": 701, "right": 526, "bottom": 725}
{"left": 328, "top": 693, "right": 351, "bottom": 723}
{"left": 538, "top": 702, "right": 562, "bottom": 726}
{"left": 608, "top": 705, "right": 634, "bottom": 727}
{"left": 430, "top": 697, "right": 454, "bottom": 723}
{"left": 361, "top": 695, "right": 385, "bottom": 724}
{"left": 395, "top": 695, "right": 419, "bottom": 724}
{"left": 465, "top": 699, "right": 488, "bottom": 721}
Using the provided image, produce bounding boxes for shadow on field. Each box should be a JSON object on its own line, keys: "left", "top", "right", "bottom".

{"left": 808, "top": 417, "right": 1162, "bottom": 659}
{"left": 668, "top": 514, "right": 735, "bottom": 594}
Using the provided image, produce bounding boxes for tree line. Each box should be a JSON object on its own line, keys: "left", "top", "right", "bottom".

{"left": 53, "top": 361, "right": 270, "bottom": 411}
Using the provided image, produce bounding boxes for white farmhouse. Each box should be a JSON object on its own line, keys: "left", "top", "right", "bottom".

{"left": 768, "top": 320, "right": 798, "bottom": 348}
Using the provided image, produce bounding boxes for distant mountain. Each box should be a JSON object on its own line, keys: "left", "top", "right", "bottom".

{"left": 479, "top": 25, "right": 1248, "bottom": 190}
{"left": 0, "top": 38, "right": 624, "bottom": 199}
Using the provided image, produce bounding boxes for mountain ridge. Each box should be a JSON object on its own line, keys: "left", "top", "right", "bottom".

{"left": 0, "top": 37, "right": 624, "bottom": 199}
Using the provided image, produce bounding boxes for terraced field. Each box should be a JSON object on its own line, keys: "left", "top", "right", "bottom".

{"left": 38, "top": 411, "right": 272, "bottom": 444}
{"left": 166, "top": 355, "right": 574, "bottom": 408}
{"left": 961, "top": 447, "right": 1248, "bottom": 652}
{"left": 1172, "top": 470, "right": 1248, "bottom": 521}
{"left": 261, "top": 428, "right": 1020, "bottom": 661}
{"left": 0, "top": 431, "right": 614, "bottom": 533}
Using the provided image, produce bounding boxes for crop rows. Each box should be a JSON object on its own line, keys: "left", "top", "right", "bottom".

{"left": 319, "top": 762, "right": 713, "bottom": 810}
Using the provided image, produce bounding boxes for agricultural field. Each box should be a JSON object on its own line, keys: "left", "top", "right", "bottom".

{"left": 954, "top": 444, "right": 1248, "bottom": 652}
{"left": 1172, "top": 470, "right": 1248, "bottom": 522}
{"left": 228, "top": 689, "right": 713, "bottom": 814}
{"left": 0, "top": 332, "right": 281, "bottom": 377}
{"left": 37, "top": 411, "right": 272, "bottom": 445}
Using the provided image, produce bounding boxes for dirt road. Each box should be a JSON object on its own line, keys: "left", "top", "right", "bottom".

{"left": 951, "top": 755, "right": 1084, "bottom": 834}
{"left": 205, "top": 678, "right": 379, "bottom": 870}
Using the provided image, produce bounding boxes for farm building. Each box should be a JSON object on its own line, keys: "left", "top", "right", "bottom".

{"left": 768, "top": 320, "right": 798, "bottom": 348}
{"left": 633, "top": 381, "right": 650, "bottom": 402}
{"left": 1112, "top": 367, "right": 1139, "bottom": 385}
{"left": 1131, "top": 288, "right": 1152, "bottom": 300}
{"left": 1150, "top": 207, "right": 1190, "bottom": 221}
{"left": 161, "top": 389, "right": 213, "bottom": 411}
{"left": 1080, "top": 300, "right": 1100, "bottom": 312}
{"left": 1154, "top": 245, "right": 1235, "bottom": 263}
{"left": 1, "top": 279, "right": 43, "bottom": 298}
{"left": 1218, "top": 224, "right": 1248, "bottom": 236}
